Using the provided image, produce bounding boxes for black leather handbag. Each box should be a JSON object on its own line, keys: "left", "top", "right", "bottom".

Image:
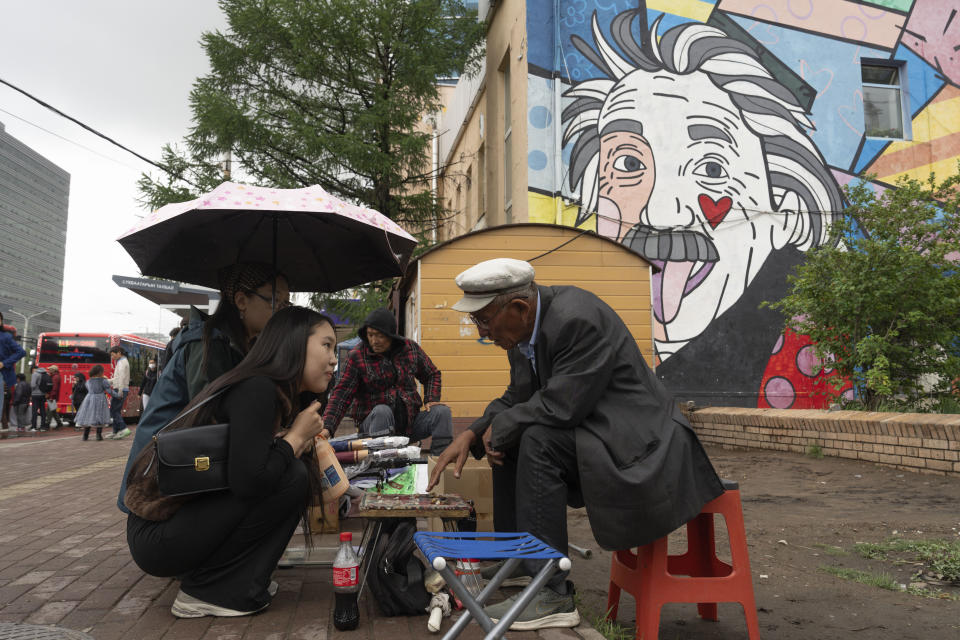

{"left": 156, "top": 422, "right": 230, "bottom": 497}
{"left": 148, "top": 388, "right": 231, "bottom": 498}
{"left": 125, "top": 389, "right": 232, "bottom": 521}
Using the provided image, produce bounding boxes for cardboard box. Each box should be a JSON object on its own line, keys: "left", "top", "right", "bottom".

{"left": 308, "top": 499, "right": 339, "bottom": 534}
{"left": 427, "top": 456, "right": 494, "bottom": 532}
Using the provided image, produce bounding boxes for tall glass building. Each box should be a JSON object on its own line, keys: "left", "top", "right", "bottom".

{"left": 0, "top": 120, "right": 70, "bottom": 350}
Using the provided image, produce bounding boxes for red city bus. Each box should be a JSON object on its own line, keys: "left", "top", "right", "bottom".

{"left": 35, "top": 332, "right": 165, "bottom": 420}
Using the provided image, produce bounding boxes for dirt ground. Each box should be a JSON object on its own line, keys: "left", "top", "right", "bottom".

{"left": 562, "top": 445, "right": 960, "bottom": 640}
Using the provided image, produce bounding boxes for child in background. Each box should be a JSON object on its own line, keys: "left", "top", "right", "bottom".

{"left": 11, "top": 374, "right": 30, "bottom": 431}
{"left": 74, "top": 365, "right": 111, "bottom": 441}
{"left": 70, "top": 373, "right": 88, "bottom": 427}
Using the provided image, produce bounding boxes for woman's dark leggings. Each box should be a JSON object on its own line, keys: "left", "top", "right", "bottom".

{"left": 127, "top": 460, "right": 308, "bottom": 612}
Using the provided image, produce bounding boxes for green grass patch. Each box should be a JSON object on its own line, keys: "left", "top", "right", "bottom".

{"left": 590, "top": 610, "right": 634, "bottom": 640}
{"left": 820, "top": 565, "right": 900, "bottom": 590}
{"left": 853, "top": 538, "right": 960, "bottom": 583}
{"left": 806, "top": 443, "right": 824, "bottom": 458}
{"left": 904, "top": 584, "right": 960, "bottom": 600}
{"left": 822, "top": 565, "right": 960, "bottom": 600}
{"left": 573, "top": 594, "right": 632, "bottom": 640}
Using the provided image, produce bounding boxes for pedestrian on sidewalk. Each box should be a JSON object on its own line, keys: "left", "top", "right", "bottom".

{"left": 0, "top": 311, "right": 26, "bottom": 429}
{"left": 124, "top": 306, "right": 337, "bottom": 619}
{"left": 11, "top": 373, "right": 30, "bottom": 431}
{"left": 106, "top": 346, "right": 131, "bottom": 439}
{"left": 29, "top": 365, "right": 51, "bottom": 431}
{"left": 75, "top": 365, "right": 111, "bottom": 441}
{"left": 70, "top": 373, "right": 88, "bottom": 427}
{"left": 140, "top": 358, "right": 158, "bottom": 411}
{"left": 46, "top": 365, "right": 64, "bottom": 429}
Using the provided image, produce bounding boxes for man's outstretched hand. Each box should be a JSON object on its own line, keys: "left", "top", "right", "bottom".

{"left": 427, "top": 430, "right": 476, "bottom": 491}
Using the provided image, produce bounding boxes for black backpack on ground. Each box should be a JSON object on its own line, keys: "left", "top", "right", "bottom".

{"left": 366, "top": 518, "right": 431, "bottom": 617}
{"left": 38, "top": 371, "right": 53, "bottom": 394}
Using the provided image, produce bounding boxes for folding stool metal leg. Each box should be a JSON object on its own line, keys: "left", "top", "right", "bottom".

{"left": 414, "top": 532, "right": 572, "bottom": 640}
{"left": 438, "top": 557, "right": 523, "bottom": 638}
{"left": 356, "top": 519, "right": 383, "bottom": 601}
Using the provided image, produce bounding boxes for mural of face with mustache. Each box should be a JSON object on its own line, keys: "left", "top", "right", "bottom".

{"left": 595, "top": 69, "right": 792, "bottom": 358}
{"left": 563, "top": 11, "right": 843, "bottom": 375}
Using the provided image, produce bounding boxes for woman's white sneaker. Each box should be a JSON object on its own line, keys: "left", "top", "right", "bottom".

{"left": 171, "top": 590, "right": 269, "bottom": 618}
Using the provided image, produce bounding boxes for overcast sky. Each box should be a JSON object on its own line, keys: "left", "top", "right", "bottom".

{"left": 1, "top": 1, "right": 228, "bottom": 336}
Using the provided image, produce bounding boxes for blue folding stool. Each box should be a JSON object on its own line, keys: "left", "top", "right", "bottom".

{"left": 413, "top": 531, "right": 571, "bottom": 640}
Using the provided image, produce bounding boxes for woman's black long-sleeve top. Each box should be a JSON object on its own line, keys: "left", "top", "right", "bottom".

{"left": 218, "top": 376, "right": 300, "bottom": 501}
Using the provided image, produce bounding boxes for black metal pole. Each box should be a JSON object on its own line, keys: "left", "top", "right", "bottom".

{"left": 271, "top": 215, "right": 279, "bottom": 311}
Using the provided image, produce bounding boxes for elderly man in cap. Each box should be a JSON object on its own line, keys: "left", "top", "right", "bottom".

{"left": 322, "top": 308, "right": 453, "bottom": 453}
{"left": 428, "top": 258, "right": 724, "bottom": 631}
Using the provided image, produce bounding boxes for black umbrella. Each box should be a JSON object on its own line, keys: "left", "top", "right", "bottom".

{"left": 117, "top": 182, "right": 417, "bottom": 292}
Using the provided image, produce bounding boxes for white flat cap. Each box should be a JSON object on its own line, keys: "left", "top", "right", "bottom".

{"left": 452, "top": 258, "right": 535, "bottom": 313}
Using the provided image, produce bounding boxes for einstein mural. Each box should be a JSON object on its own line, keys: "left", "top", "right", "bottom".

{"left": 562, "top": 9, "right": 844, "bottom": 407}
{"left": 508, "top": 0, "right": 959, "bottom": 408}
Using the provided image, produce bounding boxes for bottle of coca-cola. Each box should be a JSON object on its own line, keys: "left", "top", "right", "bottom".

{"left": 333, "top": 531, "right": 360, "bottom": 630}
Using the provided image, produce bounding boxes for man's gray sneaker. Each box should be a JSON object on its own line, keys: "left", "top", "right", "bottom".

{"left": 114, "top": 427, "right": 132, "bottom": 439}
{"left": 482, "top": 584, "right": 580, "bottom": 630}
{"left": 479, "top": 560, "right": 533, "bottom": 587}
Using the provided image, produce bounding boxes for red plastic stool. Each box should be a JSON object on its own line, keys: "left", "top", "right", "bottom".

{"left": 606, "top": 479, "right": 760, "bottom": 639}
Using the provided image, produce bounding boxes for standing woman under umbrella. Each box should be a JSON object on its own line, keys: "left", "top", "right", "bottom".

{"left": 116, "top": 262, "right": 290, "bottom": 513}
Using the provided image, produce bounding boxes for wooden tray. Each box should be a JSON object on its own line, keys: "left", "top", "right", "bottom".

{"left": 356, "top": 492, "right": 473, "bottom": 518}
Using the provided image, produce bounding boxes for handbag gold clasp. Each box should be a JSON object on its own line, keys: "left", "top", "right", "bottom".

{"left": 195, "top": 457, "right": 210, "bottom": 472}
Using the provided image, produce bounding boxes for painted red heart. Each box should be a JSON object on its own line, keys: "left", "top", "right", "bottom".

{"left": 699, "top": 194, "right": 732, "bottom": 229}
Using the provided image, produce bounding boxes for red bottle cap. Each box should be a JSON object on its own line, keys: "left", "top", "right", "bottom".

{"left": 339, "top": 532, "right": 353, "bottom": 542}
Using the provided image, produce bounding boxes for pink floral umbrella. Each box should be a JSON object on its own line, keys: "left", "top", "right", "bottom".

{"left": 117, "top": 182, "right": 417, "bottom": 292}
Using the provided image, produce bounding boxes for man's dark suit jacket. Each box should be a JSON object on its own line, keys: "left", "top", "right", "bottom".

{"left": 468, "top": 284, "right": 724, "bottom": 551}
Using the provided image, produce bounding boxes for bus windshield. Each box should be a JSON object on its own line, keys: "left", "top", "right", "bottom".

{"left": 39, "top": 336, "right": 112, "bottom": 364}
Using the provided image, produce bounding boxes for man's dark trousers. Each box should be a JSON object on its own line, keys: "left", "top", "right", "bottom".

{"left": 110, "top": 390, "right": 128, "bottom": 434}
{"left": 491, "top": 425, "right": 578, "bottom": 594}
{"left": 30, "top": 395, "right": 46, "bottom": 429}
{"left": 360, "top": 403, "right": 453, "bottom": 454}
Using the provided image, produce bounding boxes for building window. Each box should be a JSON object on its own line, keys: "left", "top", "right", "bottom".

{"left": 861, "top": 63, "right": 908, "bottom": 140}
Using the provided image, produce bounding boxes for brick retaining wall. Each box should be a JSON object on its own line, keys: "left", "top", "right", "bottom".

{"left": 684, "top": 407, "right": 960, "bottom": 477}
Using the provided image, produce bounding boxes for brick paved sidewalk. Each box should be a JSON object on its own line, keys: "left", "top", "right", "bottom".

{"left": 0, "top": 430, "right": 605, "bottom": 640}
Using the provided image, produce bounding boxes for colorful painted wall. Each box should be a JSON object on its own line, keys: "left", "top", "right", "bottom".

{"left": 522, "top": 0, "right": 960, "bottom": 408}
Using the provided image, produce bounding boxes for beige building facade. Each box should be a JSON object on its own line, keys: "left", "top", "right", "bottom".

{"left": 433, "top": 0, "right": 580, "bottom": 242}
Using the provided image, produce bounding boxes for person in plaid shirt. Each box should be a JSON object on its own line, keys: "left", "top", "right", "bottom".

{"left": 322, "top": 308, "right": 453, "bottom": 454}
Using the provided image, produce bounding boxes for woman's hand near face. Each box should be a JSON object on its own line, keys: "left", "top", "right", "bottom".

{"left": 283, "top": 399, "right": 325, "bottom": 457}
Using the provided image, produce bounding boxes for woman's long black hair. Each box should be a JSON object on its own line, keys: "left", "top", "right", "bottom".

{"left": 178, "top": 305, "right": 336, "bottom": 544}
